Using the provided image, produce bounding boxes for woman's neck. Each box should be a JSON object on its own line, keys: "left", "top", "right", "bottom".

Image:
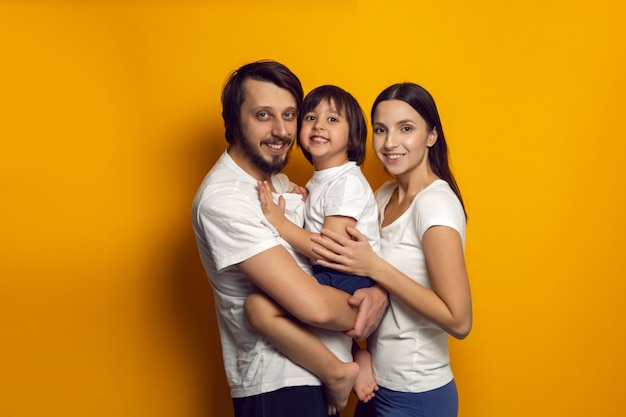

{"left": 394, "top": 167, "right": 438, "bottom": 203}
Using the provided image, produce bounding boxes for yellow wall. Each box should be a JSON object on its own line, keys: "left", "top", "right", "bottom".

{"left": 1, "top": 1, "right": 624, "bottom": 416}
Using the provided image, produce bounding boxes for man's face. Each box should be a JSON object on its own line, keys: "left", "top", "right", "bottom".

{"left": 237, "top": 79, "right": 298, "bottom": 174}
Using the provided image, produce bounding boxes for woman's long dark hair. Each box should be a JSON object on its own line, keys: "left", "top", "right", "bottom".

{"left": 372, "top": 83, "right": 466, "bottom": 218}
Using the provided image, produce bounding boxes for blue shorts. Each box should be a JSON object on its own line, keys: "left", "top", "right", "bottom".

{"left": 354, "top": 380, "right": 458, "bottom": 417}
{"left": 313, "top": 265, "right": 376, "bottom": 295}
{"left": 233, "top": 385, "right": 338, "bottom": 417}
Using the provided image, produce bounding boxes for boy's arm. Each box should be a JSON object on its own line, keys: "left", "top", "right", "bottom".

{"left": 277, "top": 215, "right": 356, "bottom": 261}
{"left": 258, "top": 180, "right": 355, "bottom": 260}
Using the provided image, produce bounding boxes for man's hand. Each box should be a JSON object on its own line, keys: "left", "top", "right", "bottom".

{"left": 345, "top": 285, "right": 389, "bottom": 340}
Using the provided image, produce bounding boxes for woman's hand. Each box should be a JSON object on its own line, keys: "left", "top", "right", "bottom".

{"left": 311, "top": 226, "right": 376, "bottom": 277}
{"left": 312, "top": 226, "right": 389, "bottom": 339}
{"left": 257, "top": 180, "right": 287, "bottom": 228}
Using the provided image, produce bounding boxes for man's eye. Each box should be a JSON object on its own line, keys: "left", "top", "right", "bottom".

{"left": 258, "top": 112, "right": 269, "bottom": 119}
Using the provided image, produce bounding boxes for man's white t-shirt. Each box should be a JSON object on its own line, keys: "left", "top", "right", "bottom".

{"left": 192, "top": 152, "right": 351, "bottom": 398}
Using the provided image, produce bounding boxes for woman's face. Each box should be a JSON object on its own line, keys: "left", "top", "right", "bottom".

{"left": 371, "top": 99, "right": 437, "bottom": 178}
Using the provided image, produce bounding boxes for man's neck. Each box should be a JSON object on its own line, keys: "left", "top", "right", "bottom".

{"left": 227, "top": 147, "right": 272, "bottom": 182}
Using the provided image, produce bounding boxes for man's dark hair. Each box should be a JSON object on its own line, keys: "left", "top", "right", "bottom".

{"left": 221, "top": 60, "right": 304, "bottom": 144}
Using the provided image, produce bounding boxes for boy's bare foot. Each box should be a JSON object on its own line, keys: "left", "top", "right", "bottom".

{"left": 324, "top": 361, "right": 360, "bottom": 415}
{"left": 354, "top": 366, "right": 378, "bottom": 403}
{"left": 353, "top": 348, "right": 378, "bottom": 403}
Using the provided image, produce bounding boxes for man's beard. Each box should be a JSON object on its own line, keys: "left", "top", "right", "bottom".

{"left": 240, "top": 135, "right": 292, "bottom": 174}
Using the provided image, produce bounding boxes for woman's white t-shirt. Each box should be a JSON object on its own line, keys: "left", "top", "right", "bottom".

{"left": 369, "top": 179, "right": 466, "bottom": 392}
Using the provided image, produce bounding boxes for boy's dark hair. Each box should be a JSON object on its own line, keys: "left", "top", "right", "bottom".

{"left": 298, "top": 85, "right": 367, "bottom": 166}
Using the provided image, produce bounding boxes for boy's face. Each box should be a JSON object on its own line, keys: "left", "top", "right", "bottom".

{"left": 300, "top": 98, "right": 350, "bottom": 170}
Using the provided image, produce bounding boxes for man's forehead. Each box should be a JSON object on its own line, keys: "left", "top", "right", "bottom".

{"left": 242, "top": 78, "right": 297, "bottom": 108}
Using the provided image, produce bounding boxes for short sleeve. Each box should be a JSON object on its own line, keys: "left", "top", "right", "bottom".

{"left": 196, "top": 189, "right": 280, "bottom": 271}
{"left": 415, "top": 183, "right": 466, "bottom": 244}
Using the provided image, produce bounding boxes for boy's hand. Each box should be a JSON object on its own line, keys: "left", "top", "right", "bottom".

{"left": 258, "top": 180, "right": 287, "bottom": 229}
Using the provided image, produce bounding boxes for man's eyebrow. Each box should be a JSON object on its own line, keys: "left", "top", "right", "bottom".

{"left": 251, "top": 105, "right": 273, "bottom": 111}
{"left": 251, "top": 105, "right": 297, "bottom": 112}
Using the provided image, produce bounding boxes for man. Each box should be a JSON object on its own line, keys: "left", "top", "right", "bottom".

{"left": 192, "top": 60, "right": 387, "bottom": 417}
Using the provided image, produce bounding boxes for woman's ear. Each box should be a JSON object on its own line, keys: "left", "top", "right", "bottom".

{"left": 427, "top": 126, "right": 438, "bottom": 148}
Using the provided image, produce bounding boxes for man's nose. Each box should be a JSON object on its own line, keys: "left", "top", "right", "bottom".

{"left": 272, "top": 118, "right": 288, "bottom": 137}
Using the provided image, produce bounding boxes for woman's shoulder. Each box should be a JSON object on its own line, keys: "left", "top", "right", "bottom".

{"left": 415, "top": 180, "right": 465, "bottom": 223}
{"left": 417, "top": 179, "right": 457, "bottom": 202}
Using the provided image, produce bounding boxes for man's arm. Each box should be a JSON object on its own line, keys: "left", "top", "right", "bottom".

{"left": 237, "top": 245, "right": 357, "bottom": 331}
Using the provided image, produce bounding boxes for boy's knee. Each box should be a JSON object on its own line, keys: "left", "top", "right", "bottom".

{"left": 243, "top": 293, "right": 259, "bottom": 319}
{"left": 244, "top": 292, "right": 268, "bottom": 330}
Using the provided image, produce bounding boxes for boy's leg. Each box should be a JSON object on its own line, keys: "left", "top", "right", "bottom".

{"left": 353, "top": 346, "right": 378, "bottom": 403}
{"left": 244, "top": 292, "right": 359, "bottom": 414}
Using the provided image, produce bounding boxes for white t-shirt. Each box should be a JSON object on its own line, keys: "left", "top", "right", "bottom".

{"left": 305, "top": 161, "right": 380, "bottom": 258}
{"left": 192, "top": 151, "right": 351, "bottom": 398}
{"left": 369, "top": 179, "right": 466, "bottom": 392}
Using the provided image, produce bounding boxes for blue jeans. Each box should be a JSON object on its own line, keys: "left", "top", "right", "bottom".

{"left": 354, "top": 380, "right": 458, "bottom": 417}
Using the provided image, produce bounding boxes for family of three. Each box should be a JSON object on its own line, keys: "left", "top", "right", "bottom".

{"left": 192, "top": 59, "right": 472, "bottom": 417}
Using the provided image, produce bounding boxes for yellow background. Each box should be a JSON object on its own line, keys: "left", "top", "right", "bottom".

{"left": 1, "top": 1, "right": 625, "bottom": 416}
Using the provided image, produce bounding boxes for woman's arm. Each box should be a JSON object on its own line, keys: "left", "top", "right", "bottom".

{"left": 313, "top": 226, "right": 472, "bottom": 339}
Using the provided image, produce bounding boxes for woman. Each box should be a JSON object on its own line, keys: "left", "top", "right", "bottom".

{"left": 312, "top": 83, "right": 472, "bottom": 417}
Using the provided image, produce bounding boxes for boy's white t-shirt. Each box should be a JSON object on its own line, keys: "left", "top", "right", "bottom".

{"left": 305, "top": 161, "right": 380, "bottom": 257}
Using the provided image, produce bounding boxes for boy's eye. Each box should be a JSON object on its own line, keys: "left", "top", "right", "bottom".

{"left": 305, "top": 115, "right": 316, "bottom": 121}
{"left": 328, "top": 117, "right": 338, "bottom": 123}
